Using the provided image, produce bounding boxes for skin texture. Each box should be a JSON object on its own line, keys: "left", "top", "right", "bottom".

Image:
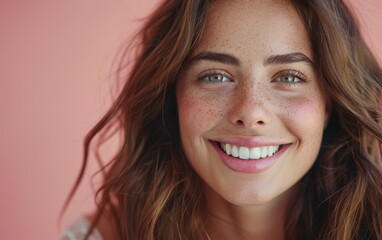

{"left": 176, "top": 0, "right": 330, "bottom": 238}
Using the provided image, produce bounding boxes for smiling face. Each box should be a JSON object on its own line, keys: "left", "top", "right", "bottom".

{"left": 176, "top": 0, "right": 329, "bottom": 207}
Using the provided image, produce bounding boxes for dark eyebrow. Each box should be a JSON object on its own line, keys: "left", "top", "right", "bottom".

{"left": 188, "top": 51, "right": 312, "bottom": 67}
{"left": 188, "top": 51, "right": 241, "bottom": 66}
{"left": 264, "top": 52, "right": 313, "bottom": 66}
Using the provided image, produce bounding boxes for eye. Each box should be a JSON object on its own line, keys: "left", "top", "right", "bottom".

{"left": 273, "top": 70, "right": 305, "bottom": 85}
{"left": 198, "top": 70, "right": 233, "bottom": 83}
{"left": 277, "top": 75, "right": 300, "bottom": 84}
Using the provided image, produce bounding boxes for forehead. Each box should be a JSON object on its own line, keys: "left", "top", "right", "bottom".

{"left": 195, "top": 0, "right": 312, "bottom": 60}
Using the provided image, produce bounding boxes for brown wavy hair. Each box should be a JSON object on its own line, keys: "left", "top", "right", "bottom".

{"left": 63, "top": 0, "right": 382, "bottom": 239}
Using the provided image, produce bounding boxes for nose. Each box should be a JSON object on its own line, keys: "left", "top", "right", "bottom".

{"left": 228, "top": 84, "right": 269, "bottom": 128}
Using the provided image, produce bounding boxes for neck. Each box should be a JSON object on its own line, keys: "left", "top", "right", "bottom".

{"left": 204, "top": 185, "right": 299, "bottom": 240}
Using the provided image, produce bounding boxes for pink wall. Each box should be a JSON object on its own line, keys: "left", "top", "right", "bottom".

{"left": 0, "top": 0, "right": 159, "bottom": 239}
{"left": 0, "top": 0, "right": 381, "bottom": 239}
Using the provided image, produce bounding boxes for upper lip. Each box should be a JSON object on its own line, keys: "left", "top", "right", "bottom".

{"left": 209, "top": 136, "right": 292, "bottom": 148}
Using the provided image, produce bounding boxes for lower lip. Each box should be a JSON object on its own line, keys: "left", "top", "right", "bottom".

{"left": 211, "top": 142, "right": 289, "bottom": 174}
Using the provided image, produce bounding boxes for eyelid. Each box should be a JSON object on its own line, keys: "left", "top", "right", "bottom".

{"left": 272, "top": 69, "right": 307, "bottom": 83}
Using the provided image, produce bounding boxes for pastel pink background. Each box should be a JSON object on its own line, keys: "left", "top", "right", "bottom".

{"left": 0, "top": 1, "right": 381, "bottom": 239}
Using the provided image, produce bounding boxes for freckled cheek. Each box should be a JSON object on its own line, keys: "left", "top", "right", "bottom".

{"left": 177, "top": 91, "right": 226, "bottom": 137}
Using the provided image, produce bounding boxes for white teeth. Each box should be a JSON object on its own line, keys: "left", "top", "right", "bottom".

{"left": 268, "top": 146, "right": 274, "bottom": 156}
{"left": 231, "top": 145, "right": 239, "bottom": 157}
{"left": 261, "top": 147, "right": 268, "bottom": 158}
{"left": 239, "top": 147, "right": 250, "bottom": 160}
{"left": 250, "top": 147, "right": 261, "bottom": 159}
{"left": 220, "top": 143, "right": 280, "bottom": 160}
{"left": 226, "top": 144, "right": 232, "bottom": 155}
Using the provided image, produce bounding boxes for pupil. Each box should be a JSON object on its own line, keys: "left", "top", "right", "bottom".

{"left": 211, "top": 75, "right": 221, "bottom": 81}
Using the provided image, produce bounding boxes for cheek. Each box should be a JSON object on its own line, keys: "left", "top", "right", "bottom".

{"left": 280, "top": 92, "right": 327, "bottom": 148}
{"left": 177, "top": 89, "right": 226, "bottom": 138}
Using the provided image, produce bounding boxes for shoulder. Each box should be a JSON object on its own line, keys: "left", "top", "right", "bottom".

{"left": 60, "top": 216, "right": 103, "bottom": 240}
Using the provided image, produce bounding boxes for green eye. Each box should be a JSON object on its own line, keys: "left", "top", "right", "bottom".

{"left": 199, "top": 71, "right": 232, "bottom": 83}
{"left": 277, "top": 75, "right": 300, "bottom": 83}
{"left": 274, "top": 70, "right": 306, "bottom": 85}
{"left": 206, "top": 74, "right": 230, "bottom": 82}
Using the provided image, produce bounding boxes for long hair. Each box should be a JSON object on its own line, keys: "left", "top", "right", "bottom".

{"left": 63, "top": 0, "right": 382, "bottom": 239}
{"left": 289, "top": 0, "right": 382, "bottom": 239}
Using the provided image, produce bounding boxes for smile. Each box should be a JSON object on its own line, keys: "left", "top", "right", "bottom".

{"left": 220, "top": 143, "right": 280, "bottom": 160}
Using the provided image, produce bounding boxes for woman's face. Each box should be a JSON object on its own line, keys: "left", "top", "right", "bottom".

{"left": 176, "top": 0, "right": 329, "bottom": 206}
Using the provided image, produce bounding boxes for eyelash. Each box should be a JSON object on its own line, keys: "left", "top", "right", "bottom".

{"left": 197, "top": 70, "right": 233, "bottom": 83}
{"left": 273, "top": 70, "right": 306, "bottom": 86}
{"left": 197, "top": 69, "right": 306, "bottom": 85}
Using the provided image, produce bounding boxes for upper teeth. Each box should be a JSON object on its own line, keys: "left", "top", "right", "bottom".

{"left": 221, "top": 143, "right": 280, "bottom": 160}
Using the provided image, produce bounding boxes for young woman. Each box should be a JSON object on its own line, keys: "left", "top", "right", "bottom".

{"left": 61, "top": 0, "right": 382, "bottom": 239}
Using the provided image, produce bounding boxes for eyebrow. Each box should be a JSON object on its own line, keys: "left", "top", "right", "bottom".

{"left": 264, "top": 52, "right": 313, "bottom": 66}
{"left": 188, "top": 51, "right": 313, "bottom": 66}
{"left": 189, "top": 51, "right": 241, "bottom": 66}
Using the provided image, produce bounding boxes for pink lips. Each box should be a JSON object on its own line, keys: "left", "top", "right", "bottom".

{"left": 211, "top": 141, "right": 289, "bottom": 174}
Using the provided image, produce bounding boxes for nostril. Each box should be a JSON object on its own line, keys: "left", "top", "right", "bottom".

{"left": 235, "top": 119, "right": 265, "bottom": 126}
{"left": 236, "top": 120, "right": 245, "bottom": 125}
